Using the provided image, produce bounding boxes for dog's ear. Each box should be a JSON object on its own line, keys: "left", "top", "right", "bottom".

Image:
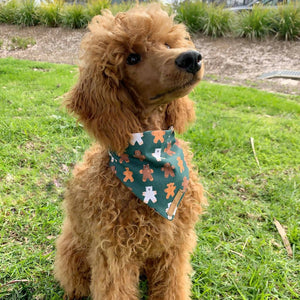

{"left": 63, "top": 11, "right": 143, "bottom": 153}
{"left": 64, "top": 66, "right": 141, "bottom": 153}
{"left": 165, "top": 96, "right": 196, "bottom": 133}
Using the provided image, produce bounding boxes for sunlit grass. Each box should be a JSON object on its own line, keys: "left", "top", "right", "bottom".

{"left": 0, "top": 58, "right": 299, "bottom": 299}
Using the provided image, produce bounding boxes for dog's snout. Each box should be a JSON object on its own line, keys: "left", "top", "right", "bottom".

{"left": 175, "top": 51, "right": 202, "bottom": 75}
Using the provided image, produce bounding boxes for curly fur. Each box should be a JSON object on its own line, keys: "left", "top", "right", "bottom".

{"left": 54, "top": 4, "right": 206, "bottom": 300}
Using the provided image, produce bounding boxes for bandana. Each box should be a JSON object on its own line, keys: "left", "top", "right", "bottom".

{"left": 109, "top": 128, "right": 189, "bottom": 221}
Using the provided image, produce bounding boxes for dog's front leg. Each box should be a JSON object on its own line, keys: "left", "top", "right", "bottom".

{"left": 89, "top": 251, "right": 141, "bottom": 300}
{"left": 145, "top": 247, "right": 194, "bottom": 300}
{"left": 54, "top": 219, "right": 91, "bottom": 299}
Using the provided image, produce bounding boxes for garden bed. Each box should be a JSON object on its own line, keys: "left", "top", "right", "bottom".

{"left": 0, "top": 23, "right": 299, "bottom": 95}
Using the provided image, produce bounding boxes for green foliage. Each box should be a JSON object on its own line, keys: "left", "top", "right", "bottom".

{"left": 9, "top": 36, "right": 36, "bottom": 50}
{"left": 175, "top": 0, "right": 207, "bottom": 33}
{"left": 203, "top": 4, "right": 233, "bottom": 37}
{"left": 176, "top": 1, "right": 233, "bottom": 37}
{"left": 60, "top": 3, "right": 89, "bottom": 29}
{"left": 86, "top": 0, "right": 110, "bottom": 19}
{"left": 0, "top": 58, "right": 299, "bottom": 299}
{"left": 38, "top": 0, "right": 63, "bottom": 27}
{"left": 234, "top": 5, "right": 275, "bottom": 39}
{"left": 17, "top": 0, "right": 40, "bottom": 26}
{"left": 272, "top": 3, "right": 300, "bottom": 40}
{"left": 0, "top": 0, "right": 299, "bottom": 40}
{"left": 0, "top": 0, "right": 19, "bottom": 24}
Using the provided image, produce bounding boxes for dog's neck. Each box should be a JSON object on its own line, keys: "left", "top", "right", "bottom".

{"left": 139, "top": 104, "right": 169, "bottom": 132}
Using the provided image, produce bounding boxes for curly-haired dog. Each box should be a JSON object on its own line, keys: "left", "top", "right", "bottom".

{"left": 54, "top": 4, "right": 206, "bottom": 300}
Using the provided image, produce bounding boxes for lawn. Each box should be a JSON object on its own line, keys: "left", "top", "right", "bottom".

{"left": 0, "top": 58, "right": 299, "bottom": 299}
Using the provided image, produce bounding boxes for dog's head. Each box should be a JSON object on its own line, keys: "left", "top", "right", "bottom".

{"left": 65, "top": 4, "right": 204, "bottom": 153}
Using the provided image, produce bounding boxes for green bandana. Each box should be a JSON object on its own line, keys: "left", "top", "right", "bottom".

{"left": 109, "top": 128, "right": 189, "bottom": 221}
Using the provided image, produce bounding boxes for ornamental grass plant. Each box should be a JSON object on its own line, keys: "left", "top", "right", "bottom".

{"left": 203, "top": 3, "right": 233, "bottom": 38}
{"left": 39, "top": 0, "right": 63, "bottom": 27}
{"left": 86, "top": 0, "right": 110, "bottom": 19}
{"left": 60, "top": 3, "right": 89, "bottom": 29}
{"left": 272, "top": 3, "right": 300, "bottom": 40}
{"left": 175, "top": 0, "right": 207, "bottom": 33}
{"left": 16, "top": 0, "right": 40, "bottom": 26}
{"left": 0, "top": 0, "right": 299, "bottom": 40}
{"left": 0, "top": 0, "right": 19, "bottom": 24}
{"left": 175, "top": 1, "right": 233, "bottom": 37}
{"left": 233, "top": 5, "right": 275, "bottom": 39}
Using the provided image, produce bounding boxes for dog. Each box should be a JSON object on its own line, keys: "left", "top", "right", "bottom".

{"left": 54, "top": 4, "right": 206, "bottom": 299}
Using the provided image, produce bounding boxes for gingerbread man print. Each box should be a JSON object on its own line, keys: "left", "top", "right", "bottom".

{"left": 151, "top": 131, "right": 165, "bottom": 143}
{"left": 123, "top": 167, "right": 134, "bottom": 183}
{"left": 161, "top": 163, "right": 175, "bottom": 178}
{"left": 142, "top": 186, "right": 157, "bottom": 204}
{"left": 177, "top": 156, "right": 184, "bottom": 173}
{"left": 164, "top": 182, "right": 176, "bottom": 199}
{"left": 152, "top": 148, "right": 163, "bottom": 161}
{"left": 130, "top": 133, "right": 144, "bottom": 146}
{"left": 164, "top": 142, "right": 175, "bottom": 156}
{"left": 133, "top": 150, "right": 145, "bottom": 161}
{"left": 139, "top": 164, "right": 154, "bottom": 182}
{"left": 119, "top": 153, "right": 129, "bottom": 163}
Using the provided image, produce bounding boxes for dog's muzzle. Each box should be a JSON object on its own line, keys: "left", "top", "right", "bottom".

{"left": 175, "top": 50, "right": 202, "bottom": 75}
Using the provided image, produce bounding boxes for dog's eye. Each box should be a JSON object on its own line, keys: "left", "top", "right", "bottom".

{"left": 165, "top": 43, "right": 171, "bottom": 49}
{"left": 127, "top": 53, "right": 141, "bottom": 65}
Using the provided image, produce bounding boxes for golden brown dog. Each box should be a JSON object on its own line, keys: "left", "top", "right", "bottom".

{"left": 54, "top": 4, "right": 206, "bottom": 299}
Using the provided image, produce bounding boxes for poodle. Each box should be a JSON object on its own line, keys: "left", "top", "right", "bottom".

{"left": 54, "top": 4, "right": 206, "bottom": 300}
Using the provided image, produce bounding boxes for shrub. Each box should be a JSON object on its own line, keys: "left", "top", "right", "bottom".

{"left": 17, "top": 0, "right": 40, "bottom": 26}
{"left": 272, "top": 3, "right": 300, "bottom": 41}
{"left": 39, "top": 0, "right": 63, "bottom": 27}
{"left": 234, "top": 5, "right": 274, "bottom": 39}
{"left": 60, "top": 3, "right": 89, "bottom": 29}
{"left": 87, "top": 0, "right": 110, "bottom": 19}
{"left": 175, "top": 1, "right": 207, "bottom": 33}
{"left": 9, "top": 36, "right": 36, "bottom": 50}
{"left": 203, "top": 4, "right": 233, "bottom": 37}
{"left": 0, "top": 0, "right": 19, "bottom": 24}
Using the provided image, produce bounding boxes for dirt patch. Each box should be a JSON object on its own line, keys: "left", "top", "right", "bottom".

{"left": 0, "top": 24, "right": 85, "bottom": 65}
{"left": 0, "top": 24, "right": 299, "bottom": 95}
{"left": 195, "top": 35, "right": 300, "bottom": 95}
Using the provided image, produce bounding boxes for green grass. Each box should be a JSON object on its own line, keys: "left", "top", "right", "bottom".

{"left": 186, "top": 84, "right": 300, "bottom": 299}
{"left": 0, "top": 58, "right": 299, "bottom": 299}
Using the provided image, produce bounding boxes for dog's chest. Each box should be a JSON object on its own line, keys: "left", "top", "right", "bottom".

{"left": 106, "top": 182, "right": 180, "bottom": 256}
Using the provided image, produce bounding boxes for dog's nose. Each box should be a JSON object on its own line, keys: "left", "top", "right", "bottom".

{"left": 175, "top": 50, "right": 202, "bottom": 75}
